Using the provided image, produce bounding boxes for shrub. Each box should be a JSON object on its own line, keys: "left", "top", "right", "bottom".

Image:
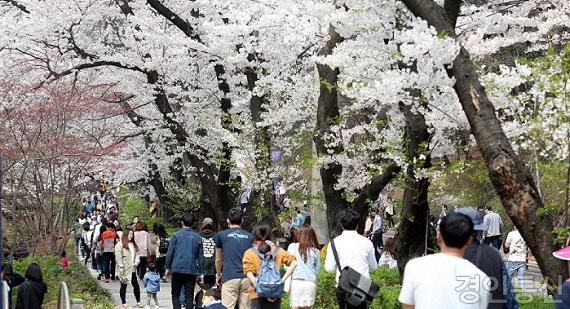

{"left": 282, "top": 264, "right": 401, "bottom": 309}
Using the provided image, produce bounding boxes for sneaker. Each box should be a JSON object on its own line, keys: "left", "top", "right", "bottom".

{"left": 136, "top": 303, "right": 144, "bottom": 308}
{"left": 97, "top": 274, "right": 102, "bottom": 280}
{"left": 161, "top": 278, "right": 167, "bottom": 283}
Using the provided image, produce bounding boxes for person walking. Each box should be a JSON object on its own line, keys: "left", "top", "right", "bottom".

{"left": 115, "top": 228, "right": 142, "bottom": 308}
{"left": 483, "top": 206, "right": 504, "bottom": 250}
{"left": 370, "top": 211, "right": 384, "bottom": 261}
{"left": 15, "top": 263, "right": 47, "bottom": 309}
{"left": 143, "top": 263, "right": 161, "bottom": 308}
{"left": 101, "top": 222, "right": 118, "bottom": 282}
{"left": 134, "top": 221, "right": 152, "bottom": 280}
{"left": 287, "top": 226, "right": 320, "bottom": 309}
{"left": 243, "top": 222, "right": 297, "bottom": 309}
{"left": 504, "top": 226, "right": 528, "bottom": 290}
{"left": 215, "top": 207, "right": 255, "bottom": 309}
{"left": 325, "top": 209, "right": 377, "bottom": 309}
{"left": 458, "top": 208, "right": 514, "bottom": 309}
{"left": 153, "top": 223, "right": 169, "bottom": 283}
{"left": 399, "top": 213, "right": 490, "bottom": 309}
{"left": 72, "top": 218, "right": 84, "bottom": 257}
{"left": 165, "top": 213, "right": 205, "bottom": 309}
{"left": 363, "top": 213, "right": 374, "bottom": 237}
{"left": 384, "top": 199, "right": 395, "bottom": 228}
{"left": 199, "top": 217, "right": 218, "bottom": 290}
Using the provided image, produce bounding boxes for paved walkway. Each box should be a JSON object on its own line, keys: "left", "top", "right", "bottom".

{"left": 89, "top": 268, "right": 173, "bottom": 308}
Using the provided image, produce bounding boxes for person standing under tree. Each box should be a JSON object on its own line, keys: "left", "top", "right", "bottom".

{"left": 483, "top": 206, "right": 504, "bottom": 250}
{"left": 399, "top": 213, "right": 490, "bottom": 309}
{"left": 115, "top": 228, "right": 141, "bottom": 308}
{"left": 504, "top": 226, "right": 528, "bottom": 290}
{"left": 384, "top": 198, "right": 395, "bottom": 228}
{"left": 200, "top": 217, "right": 218, "bottom": 290}
{"left": 287, "top": 226, "right": 320, "bottom": 309}
{"left": 215, "top": 208, "right": 254, "bottom": 309}
{"left": 15, "top": 263, "right": 47, "bottom": 309}
{"left": 370, "top": 211, "right": 384, "bottom": 261}
{"left": 165, "top": 213, "right": 204, "bottom": 309}
{"left": 243, "top": 223, "right": 297, "bottom": 309}
{"left": 134, "top": 221, "right": 152, "bottom": 280}
{"left": 325, "top": 209, "right": 377, "bottom": 309}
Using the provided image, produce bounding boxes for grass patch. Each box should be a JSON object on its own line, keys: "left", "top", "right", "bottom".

{"left": 518, "top": 294, "right": 555, "bottom": 309}
{"left": 11, "top": 255, "right": 114, "bottom": 309}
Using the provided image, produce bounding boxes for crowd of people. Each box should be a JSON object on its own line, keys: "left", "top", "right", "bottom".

{"left": 8, "top": 185, "right": 570, "bottom": 309}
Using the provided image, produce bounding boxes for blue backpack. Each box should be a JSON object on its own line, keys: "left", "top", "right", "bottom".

{"left": 253, "top": 246, "right": 284, "bottom": 298}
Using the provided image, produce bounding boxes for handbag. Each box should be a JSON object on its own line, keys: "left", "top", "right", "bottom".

{"left": 330, "top": 239, "right": 380, "bottom": 307}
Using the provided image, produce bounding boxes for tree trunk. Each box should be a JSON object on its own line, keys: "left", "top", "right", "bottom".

{"left": 315, "top": 62, "right": 347, "bottom": 237}
{"left": 314, "top": 27, "right": 348, "bottom": 237}
{"left": 395, "top": 103, "right": 432, "bottom": 277}
{"left": 401, "top": 0, "right": 568, "bottom": 286}
{"left": 245, "top": 62, "right": 275, "bottom": 225}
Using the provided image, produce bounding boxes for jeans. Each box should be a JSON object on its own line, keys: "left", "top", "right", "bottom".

{"left": 96, "top": 253, "right": 103, "bottom": 272}
{"left": 120, "top": 272, "right": 141, "bottom": 304}
{"left": 506, "top": 260, "right": 526, "bottom": 290}
{"left": 171, "top": 273, "right": 196, "bottom": 309}
{"left": 484, "top": 235, "right": 502, "bottom": 250}
{"left": 102, "top": 252, "right": 116, "bottom": 279}
{"left": 336, "top": 286, "right": 369, "bottom": 309}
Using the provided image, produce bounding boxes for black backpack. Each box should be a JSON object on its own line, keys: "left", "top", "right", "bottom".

{"left": 159, "top": 237, "right": 170, "bottom": 254}
{"left": 330, "top": 239, "right": 380, "bottom": 306}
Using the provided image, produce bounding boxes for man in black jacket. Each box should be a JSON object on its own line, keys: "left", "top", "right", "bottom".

{"left": 457, "top": 208, "right": 515, "bottom": 309}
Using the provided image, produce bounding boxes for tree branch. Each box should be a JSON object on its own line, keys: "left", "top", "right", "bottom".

{"left": 443, "top": 0, "right": 461, "bottom": 28}
{"left": 146, "top": 0, "right": 202, "bottom": 43}
{"left": 51, "top": 61, "right": 146, "bottom": 79}
{"left": 1, "top": 0, "right": 30, "bottom": 14}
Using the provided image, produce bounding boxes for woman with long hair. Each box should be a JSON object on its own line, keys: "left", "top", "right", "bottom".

{"left": 115, "top": 228, "right": 142, "bottom": 308}
{"left": 243, "top": 223, "right": 297, "bottom": 309}
{"left": 287, "top": 226, "right": 320, "bottom": 309}
{"left": 15, "top": 263, "right": 47, "bottom": 309}
{"left": 134, "top": 220, "right": 152, "bottom": 280}
{"left": 152, "top": 223, "right": 169, "bottom": 282}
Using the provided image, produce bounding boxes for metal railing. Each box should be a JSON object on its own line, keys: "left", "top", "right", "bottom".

{"left": 58, "top": 282, "right": 84, "bottom": 309}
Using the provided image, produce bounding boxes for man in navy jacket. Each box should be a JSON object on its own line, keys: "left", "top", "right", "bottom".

{"left": 166, "top": 213, "right": 204, "bottom": 309}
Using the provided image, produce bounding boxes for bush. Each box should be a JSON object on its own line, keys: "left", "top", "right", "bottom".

{"left": 282, "top": 265, "right": 401, "bottom": 309}
{"left": 10, "top": 256, "right": 113, "bottom": 309}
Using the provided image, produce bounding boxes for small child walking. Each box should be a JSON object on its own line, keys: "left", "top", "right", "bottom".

{"left": 143, "top": 263, "right": 160, "bottom": 308}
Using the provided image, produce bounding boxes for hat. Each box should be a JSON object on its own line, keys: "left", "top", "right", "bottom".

{"left": 202, "top": 217, "right": 214, "bottom": 227}
{"left": 454, "top": 207, "right": 486, "bottom": 231}
{"left": 554, "top": 246, "right": 570, "bottom": 261}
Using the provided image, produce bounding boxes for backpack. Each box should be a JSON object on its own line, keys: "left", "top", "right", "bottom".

{"left": 330, "top": 239, "right": 380, "bottom": 307}
{"left": 253, "top": 246, "right": 284, "bottom": 298}
{"left": 158, "top": 237, "right": 170, "bottom": 254}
